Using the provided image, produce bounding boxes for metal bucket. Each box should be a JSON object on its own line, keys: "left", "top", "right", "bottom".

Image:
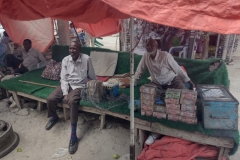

{"left": 0, "top": 120, "right": 20, "bottom": 158}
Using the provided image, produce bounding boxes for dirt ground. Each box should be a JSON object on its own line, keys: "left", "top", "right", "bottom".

{"left": 0, "top": 101, "right": 141, "bottom": 160}
{"left": 1, "top": 36, "right": 240, "bottom": 160}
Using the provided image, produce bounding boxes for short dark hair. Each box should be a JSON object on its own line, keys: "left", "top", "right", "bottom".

{"left": 3, "top": 31, "right": 8, "bottom": 37}
{"left": 23, "top": 39, "right": 32, "bottom": 45}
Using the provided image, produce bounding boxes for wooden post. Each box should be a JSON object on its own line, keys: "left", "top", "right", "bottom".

{"left": 56, "top": 20, "right": 71, "bottom": 45}
{"left": 134, "top": 128, "right": 139, "bottom": 142}
{"left": 5, "top": 90, "right": 10, "bottom": 98}
{"left": 37, "top": 101, "right": 44, "bottom": 112}
{"left": 12, "top": 92, "right": 21, "bottom": 109}
{"left": 139, "top": 129, "right": 145, "bottom": 149}
{"left": 100, "top": 114, "right": 106, "bottom": 129}
{"left": 217, "top": 147, "right": 224, "bottom": 160}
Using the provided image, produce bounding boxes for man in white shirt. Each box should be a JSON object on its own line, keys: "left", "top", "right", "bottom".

{"left": 0, "top": 31, "right": 11, "bottom": 44}
{"left": 45, "top": 41, "right": 97, "bottom": 154}
{"left": 6, "top": 39, "right": 46, "bottom": 74}
{"left": 135, "top": 38, "right": 195, "bottom": 89}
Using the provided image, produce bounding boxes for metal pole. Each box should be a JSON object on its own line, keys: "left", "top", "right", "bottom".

{"left": 229, "top": 34, "right": 237, "bottom": 62}
{"left": 191, "top": 31, "right": 196, "bottom": 59}
{"left": 222, "top": 34, "right": 230, "bottom": 60}
{"left": 215, "top": 34, "right": 220, "bottom": 58}
{"left": 71, "top": 22, "right": 82, "bottom": 46}
{"left": 130, "top": 17, "right": 135, "bottom": 160}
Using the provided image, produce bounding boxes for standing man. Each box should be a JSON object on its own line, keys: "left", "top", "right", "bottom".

{"left": 45, "top": 41, "right": 97, "bottom": 154}
{"left": 6, "top": 39, "right": 46, "bottom": 74}
{"left": 134, "top": 38, "right": 195, "bottom": 89}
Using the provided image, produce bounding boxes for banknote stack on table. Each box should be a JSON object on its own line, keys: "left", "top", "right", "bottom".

{"left": 179, "top": 89, "right": 198, "bottom": 124}
{"left": 140, "top": 84, "right": 157, "bottom": 116}
{"left": 140, "top": 85, "right": 198, "bottom": 124}
{"left": 165, "top": 89, "right": 182, "bottom": 121}
{"left": 152, "top": 103, "right": 167, "bottom": 119}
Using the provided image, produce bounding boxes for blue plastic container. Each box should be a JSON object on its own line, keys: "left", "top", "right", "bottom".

{"left": 105, "top": 85, "right": 119, "bottom": 97}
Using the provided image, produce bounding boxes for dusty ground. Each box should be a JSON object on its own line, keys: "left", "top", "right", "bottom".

{"left": 0, "top": 101, "right": 141, "bottom": 160}
{"left": 1, "top": 35, "right": 240, "bottom": 160}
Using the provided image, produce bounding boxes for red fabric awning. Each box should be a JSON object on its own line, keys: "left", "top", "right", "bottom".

{"left": 0, "top": 0, "right": 128, "bottom": 23}
{"left": 73, "top": 18, "right": 121, "bottom": 37}
{"left": 1, "top": 0, "right": 240, "bottom": 51}
{"left": 1, "top": 0, "right": 240, "bottom": 34}
{"left": 101, "top": 0, "right": 240, "bottom": 34}
{"left": 0, "top": 15, "right": 54, "bottom": 52}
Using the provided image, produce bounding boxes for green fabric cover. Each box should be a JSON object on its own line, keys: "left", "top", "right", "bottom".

{"left": 0, "top": 45, "right": 238, "bottom": 154}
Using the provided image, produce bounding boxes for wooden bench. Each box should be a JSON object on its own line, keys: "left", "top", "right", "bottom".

{"left": 8, "top": 90, "right": 235, "bottom": 160}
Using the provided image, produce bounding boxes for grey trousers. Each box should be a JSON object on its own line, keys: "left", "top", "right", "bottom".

{"left": 151, "top": 76, "right": 187, "bottom": 90}
{"left": 47, "top": 85, "right": 81, "bottom": 123}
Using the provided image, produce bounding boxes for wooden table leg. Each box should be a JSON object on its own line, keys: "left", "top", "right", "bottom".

{"left": 135, "top": 128, "right": 139, "bottom": 142}
{"left": 218, "top": 147, "right": 224, "bottom": 160}
{"left": 37, "top": 101, "right": 44, "bottom": 112}
{"left": 12, "top": 91, "right": 21, "bottom": 109}
{"left": 139, "top": 129, "right": 145, "bottom": 149}
{"left": 100, "top": 114, "right": 106, "bottom": 130}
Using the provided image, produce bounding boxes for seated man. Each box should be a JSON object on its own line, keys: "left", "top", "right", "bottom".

{"left": 134, "top": 38, "right": 195, "bottom": 90}
{"left": 45, "top": 41, "right": 97, "bottom": 154}
{"left": 1, "top": 31, "right": 11, "bottom": 44}
{"left": 12, "top": 43, "right": 23, "bottom": 60}
{"left": 6, "top": 39, "right": 46, "bottom": 74}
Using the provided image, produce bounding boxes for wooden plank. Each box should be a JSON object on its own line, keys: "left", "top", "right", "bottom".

{"left": 16, "top": 92, "right": 47, "bottom": 103}
{"left": 217, "top": 147, "right": 224, "bottom": 160}
{"left": 7, "top": 90, "right": 235, "bottom": 150}
{"left": 100, "top": 114, "right": 106, "bottom": 129}
{"left": 11, "top": 91, "right": 21, "bottom": 109}
{"left": 151, "top": 122, "right": 234, "bottom": 148}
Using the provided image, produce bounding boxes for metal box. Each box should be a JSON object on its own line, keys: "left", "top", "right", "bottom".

{"left": 197, "top": 85, "right": 239, "bottom": 130}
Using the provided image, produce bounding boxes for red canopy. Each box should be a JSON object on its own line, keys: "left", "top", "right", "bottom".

{"left": 1, "top": 0, "right": 240, "bottom": 34}
{"left": 0, "top": 15, "right": 54, "bottom": 52}
{"left": 73, "top": 18, "right": 121, "bottom": 38}
{"left": 1, "top": 0, "right": 240, "bottom": 51}
{"left": 101, "top": 0, "right": 240, "bottom": 34}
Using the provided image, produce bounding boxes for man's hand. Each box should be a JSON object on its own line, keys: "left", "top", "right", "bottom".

{"left": 63, "top": 95, "right": 68, "bottom": 104}
{"left": 188, "top": 80, "right": 196, "bottom": 90}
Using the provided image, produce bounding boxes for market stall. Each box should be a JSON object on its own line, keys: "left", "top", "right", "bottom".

{"left": 1, "top": 0, "right": 240, "bottom": 159}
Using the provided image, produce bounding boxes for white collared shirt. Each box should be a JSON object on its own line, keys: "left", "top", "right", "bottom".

{"left": 60, "top": 54, "right": 97, "bottom": 95}
{"left": 135, "top": 50, "right": 190, "bottom": 85}
{"left": 22, "top": 47, "right": 46, "bottom": 71}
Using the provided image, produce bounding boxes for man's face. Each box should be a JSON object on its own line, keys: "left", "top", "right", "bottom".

{"left": 146, "top": 40, "right": 157, "bottom": 54}
{"left": 69, "top": 42, "right": 80, "bottom": 61}
{"left": 23, "top": 41, "right": 31, "bottom": 51}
